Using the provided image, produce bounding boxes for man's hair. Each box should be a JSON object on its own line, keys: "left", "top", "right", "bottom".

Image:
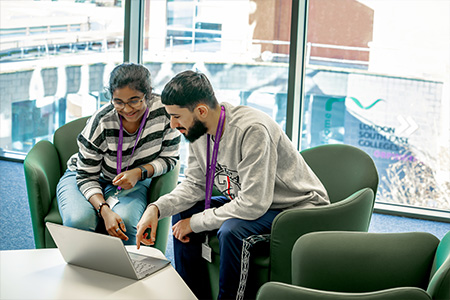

{"left": 108, "top": 63, "right": 152, "bottom": 100}
{"left": 161, "top": 70, "right": 218, "bottom": 111}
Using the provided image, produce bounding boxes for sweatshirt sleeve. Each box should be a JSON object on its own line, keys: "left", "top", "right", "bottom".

{"left": 190, "top": 124, "right": 277, "bottom": 232}
{"left": 153, "top": 143, "right": 207, "bottom": 218}
{"left": 76, "top": 124, "right": 104, "bottom": 201}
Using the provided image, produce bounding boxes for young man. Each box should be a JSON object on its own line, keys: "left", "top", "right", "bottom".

{"left": 136, "top": 70, "right": 329, "bottom": 299}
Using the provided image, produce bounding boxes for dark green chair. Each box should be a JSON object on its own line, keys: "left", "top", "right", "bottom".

{"left": 207, "top": 144, "right": 379, "bottom": 299}
{"left": 24, "top": 116, "right": 179, "bottom": 253}
{"left": 257, "top": 230, "right": 450, "bottom": 300}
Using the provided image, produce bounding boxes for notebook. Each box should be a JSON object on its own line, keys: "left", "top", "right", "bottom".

{"left": 46, "top": 222, "right": 170, "bottom": 280}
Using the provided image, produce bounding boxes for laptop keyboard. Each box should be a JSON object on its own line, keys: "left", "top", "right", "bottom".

{"left": 132, "top": 259, "right": 157, "bottom": 277}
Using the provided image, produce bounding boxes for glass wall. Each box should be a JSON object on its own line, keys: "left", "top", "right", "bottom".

{"left": 1, "top": 0, "right": 448, "bottom": 215}
{"left": 300, "top": 0, "right": 450, "bottom": 212}
{"left": 142, "top": 0, "right": 292, "bottom": 174}
{"left": 0, "top": 0, "right": 124, "bottom": 158}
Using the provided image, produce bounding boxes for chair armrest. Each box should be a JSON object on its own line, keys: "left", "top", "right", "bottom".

{"left": 428, "top": 231, "right": 450, "bottom": 300}
{"left": 256, "top": 282, "right": 431, "bottom": 300}
{"left": 148, "top": 162, "right": 180, "bottom": 203}
{"left": 269, "top": 188, "right": 374, "bottom": 283}
{"left": 23, "top": 140, "right": 62, "bottom": 249}
{"left": 427, "top": 258, "right": 450, "bottom": 300}
{"left": 147, "top": 162, "right": 180, "bottom": 253}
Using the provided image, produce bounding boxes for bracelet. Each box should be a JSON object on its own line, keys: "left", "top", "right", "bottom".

{"left": 97, "top": 202, "right": 110, "bottom": 217}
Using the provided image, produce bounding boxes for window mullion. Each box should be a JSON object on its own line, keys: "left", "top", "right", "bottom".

{"left": 286, "top": 0, "right": 309, "bottom": 150}
{"left": 124, "top": 0, "right": 144, "bottom": 63}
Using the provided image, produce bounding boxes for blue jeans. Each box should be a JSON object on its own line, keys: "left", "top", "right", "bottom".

{"left": 172, "top": 196, "right": 281, "bottom": 300}
{"left": 56, "top": 170, "right": 151, "bottom": 245}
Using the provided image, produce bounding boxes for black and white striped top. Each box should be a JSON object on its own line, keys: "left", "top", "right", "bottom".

{"left": 67, "top": 94, "right": 180, "bottom": 200}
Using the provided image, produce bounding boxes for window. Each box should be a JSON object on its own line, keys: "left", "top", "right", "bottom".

{"left": 300, "top": 0, "right": 450, "bottom": 213}
{"left": 0, "top": 0, "right": 124, "bottom": 159}
{"left": 143, "top": 0, "right": 292, "bottom": 174}
{"left": 165, "top": 0, "right": 223, "bottom": 51}
{"left": 2, "top": 0, "right": 448, "bottom": 218}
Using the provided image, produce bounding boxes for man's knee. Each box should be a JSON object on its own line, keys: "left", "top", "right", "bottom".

{"left": 217, "top": 218, "right": 244, "bottom": 241}
{"left": 172, "top": 213, "right": 182, "bottom": 225}
{"left": 172, "top": 201, "right": 206, "bottom": 225}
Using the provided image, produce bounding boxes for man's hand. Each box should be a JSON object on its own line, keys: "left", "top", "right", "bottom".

{"left": 172, "top": 218, "right": 193, "bottom": 243}
{"left": 136, "top": 204, "right": 159, "bottom": 249}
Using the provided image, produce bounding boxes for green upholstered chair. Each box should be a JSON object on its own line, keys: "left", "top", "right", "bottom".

{"left": 206, "top": 144, "right": 379, "bottom": 299}
{"left": 257, "top": 284, "right": 432, "bottom": 300}
{"left": 256, "top": 230, "right": 450, "bottom": 300}
{"left": 23, "top": 116, "right": 180, "bottom": 253}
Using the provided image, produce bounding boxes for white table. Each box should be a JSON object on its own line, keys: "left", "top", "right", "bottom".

{"left": 0, "top": 246, "right": 197, "bottom": 299}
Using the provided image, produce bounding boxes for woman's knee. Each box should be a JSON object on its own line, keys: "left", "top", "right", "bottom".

{"left": 114, "top": 200, "right": 145, "bottom": 224}
{"left": 63, "top": 211, "right": 97, "bottom": 232}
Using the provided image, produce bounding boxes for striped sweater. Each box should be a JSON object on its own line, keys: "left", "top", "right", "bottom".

{"left": 67, "top": 94, "right": 181, "bottom": 201}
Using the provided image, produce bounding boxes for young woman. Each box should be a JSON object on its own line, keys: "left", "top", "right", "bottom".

{"left": 57, "top": 63, "right": 180, "bottom": 245}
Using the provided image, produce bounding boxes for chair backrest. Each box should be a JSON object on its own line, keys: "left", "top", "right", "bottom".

{"left": 269, "top": 188, "right": 374, "bottom": 284}
{"left": 427, "top": 230, "right": 450, "bottom": 300}
{"left": 300, "top": 144, "right": 379, "bottom": 203}
{"left": 292, "top": 231, "right": 440, "bottom": 293}
{"left": 54, "top": 116, "right": 90, "bottom": 175}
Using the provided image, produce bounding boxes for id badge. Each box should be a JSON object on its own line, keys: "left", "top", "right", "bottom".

{"left": 202, "top": 235, "right": 212, "bottom": 263}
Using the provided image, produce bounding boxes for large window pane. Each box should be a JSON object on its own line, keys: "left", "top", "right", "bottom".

{"left": 301, "top": 0, "right": 450, "bottom": 212}
{"left": 0, "top": 0, "right": 124, "bottom": 159}
{"left": 143, "top": 0, "right": 292, "bottom": 174}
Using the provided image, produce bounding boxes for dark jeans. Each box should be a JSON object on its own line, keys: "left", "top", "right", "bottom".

{"left": 172, "top": 196, "right": 281, "bottom": 300}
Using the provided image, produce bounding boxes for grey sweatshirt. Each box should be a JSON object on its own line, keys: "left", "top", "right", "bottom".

{"left": 153, "top": 102, "right": 330, "bottom": 233}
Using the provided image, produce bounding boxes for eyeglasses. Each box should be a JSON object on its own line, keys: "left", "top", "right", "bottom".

{"left": 111, "top": 95, "right": 146, "bottom": 109}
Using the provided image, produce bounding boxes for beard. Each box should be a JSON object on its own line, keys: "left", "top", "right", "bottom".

{"left": 180, "top": 117, "right": 208, "bottom": 143}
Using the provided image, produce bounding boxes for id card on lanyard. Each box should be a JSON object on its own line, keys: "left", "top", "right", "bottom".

{"left": 202, "top": 105, "right": 225, "bottom": 262}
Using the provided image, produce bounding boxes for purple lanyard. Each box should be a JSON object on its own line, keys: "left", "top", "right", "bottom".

{"left": 205, "top": 106, "right": 226, "bottom": 209}
{"left": 117, "top": 108, "right": 149, "bottom": 187}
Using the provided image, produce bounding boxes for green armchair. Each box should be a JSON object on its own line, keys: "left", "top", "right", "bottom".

{"left": 207, "top": 144, "right": 379, "bottom": 299}
{"left": 23, "top": 116, "right": 180, "bottom": 253}
{"left": 257, "top": 230, "right": 450, "bottom": 300}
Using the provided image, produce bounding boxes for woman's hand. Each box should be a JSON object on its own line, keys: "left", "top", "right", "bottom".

{"left": 112, "top": 168, "right": 140, "bottom": 190}
{"left": 101, "top": 206, "right": 128, "bottom": 241}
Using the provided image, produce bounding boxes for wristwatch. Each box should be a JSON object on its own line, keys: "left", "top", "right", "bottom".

{"left": 138, "top": 166, "right": 148, "bottom": 181}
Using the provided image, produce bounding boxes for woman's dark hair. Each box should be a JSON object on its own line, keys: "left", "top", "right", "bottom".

{"left": 108, "top": 63, "right": 152, "bottom": 100}
{"left": 161, "top": 70, "right": 218, "bottom": 111}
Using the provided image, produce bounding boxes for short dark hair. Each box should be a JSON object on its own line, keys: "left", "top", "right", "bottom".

{"left": 108, "top": 63, "right": 152, "bottom": 100}
{"left": 161, "top": 70, "right": 218, "bottom": 111}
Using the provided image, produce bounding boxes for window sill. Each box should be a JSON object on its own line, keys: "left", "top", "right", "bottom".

{"left": 374, "top": 202, "right": 450, "bottom": 223}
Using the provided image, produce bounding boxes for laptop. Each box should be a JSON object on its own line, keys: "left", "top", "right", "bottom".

{"left": 46, "top": 222, "right": 171, "bottom": 280}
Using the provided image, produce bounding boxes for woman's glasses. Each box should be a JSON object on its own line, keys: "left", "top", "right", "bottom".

{"left": 111, "top": 95, "right": 146, "bottom": 109}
